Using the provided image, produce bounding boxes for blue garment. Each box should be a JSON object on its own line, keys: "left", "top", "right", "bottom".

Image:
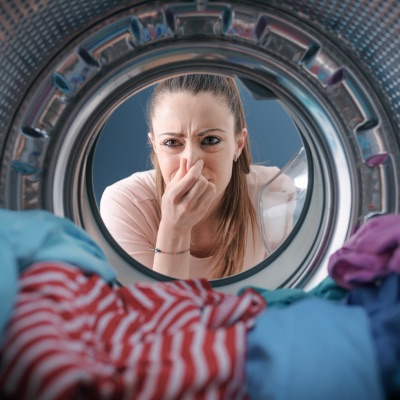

{"left": 344, "top": 274, "right": 400, "bottom": 398}
{"left": 246, "top": 298, "right": 383, "bottom": 400}
{"left": 0, "top": 209, "right": 116, "bottom": 342}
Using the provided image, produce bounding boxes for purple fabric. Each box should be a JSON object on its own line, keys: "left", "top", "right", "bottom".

{"left": 328, "top": 214, "right": 400, "bottom": 289}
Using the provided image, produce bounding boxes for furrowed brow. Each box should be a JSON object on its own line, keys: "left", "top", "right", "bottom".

{"left": 197, "top": 128, "right": 227, "bottom": 136}
{"left": 159, "top": 128, "right": 227, "bottom": 137}
{"left": 159, "top": 132, "right": 186, "bottom": 137}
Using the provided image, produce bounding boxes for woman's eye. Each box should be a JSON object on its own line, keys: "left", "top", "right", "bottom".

{"left": 202, "top": 136, "right": 221, "bottom": 146}
{"left": 162, "top": 139, "right": 182, "bottom": 147}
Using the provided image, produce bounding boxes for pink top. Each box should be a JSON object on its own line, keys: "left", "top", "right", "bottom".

{"left": 100, "top": 165, "right": 296, "bottom": 278}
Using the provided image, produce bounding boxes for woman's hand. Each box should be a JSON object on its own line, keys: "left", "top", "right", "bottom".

{"left": 160, "top": 158, "right": 216, "bottom": 234}
{"left": 152, "top": 158, "right": 216, "bottom": 278}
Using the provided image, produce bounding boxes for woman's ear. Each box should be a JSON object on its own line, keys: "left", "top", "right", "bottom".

{"left": 236, "top": 128, "right": 247, "bottom": 156}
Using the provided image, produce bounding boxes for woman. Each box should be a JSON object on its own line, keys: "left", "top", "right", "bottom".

{"left": 100, "top": 74, "right": 295, "bottom": 279}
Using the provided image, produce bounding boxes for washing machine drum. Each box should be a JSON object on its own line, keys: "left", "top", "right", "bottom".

{"left": 1, "top": 0, "right": 399, "bottom": 292}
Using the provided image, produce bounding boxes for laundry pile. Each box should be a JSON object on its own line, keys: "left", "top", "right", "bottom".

{"left": 0, "top": 210, "right": 399, "bottom": 399}
{"left": 0, "top": 210, "right": 264, "bottom": 399}
{"left": 1, "top": 262, "right": 264, "bottom": 399}
{"left": 245, "top": 214, "right": 400, "bottom": 400}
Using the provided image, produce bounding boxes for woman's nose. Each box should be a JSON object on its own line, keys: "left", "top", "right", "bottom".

{"left": 184, "top": 144, "right": 201, "bottom": 170}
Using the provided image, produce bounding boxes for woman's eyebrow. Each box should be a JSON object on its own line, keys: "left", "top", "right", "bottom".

{"left": 159, "top": 132, "right": 185, "bottom": 137}
{"left": 198, "top": 128, "right": 227, "bottom": 136}
{"left": 159, "top": 128, "right": 227, "bottom": 137}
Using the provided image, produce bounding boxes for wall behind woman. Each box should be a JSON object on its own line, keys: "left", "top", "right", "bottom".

{"left": 92, "top": 82, "right": 302, "bottom": 205}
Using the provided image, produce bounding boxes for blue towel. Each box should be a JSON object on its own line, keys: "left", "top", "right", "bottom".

{"left": 246, "top": 298, "right": 384, "bottom": 400}
{"left": 0, "top": 209, "right": 116, "bottom": 342}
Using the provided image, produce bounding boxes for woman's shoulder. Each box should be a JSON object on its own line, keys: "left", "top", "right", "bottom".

{"left": 248, "top": 164, "right": 295, "bottom": 193}
{"left": 102, "top": 169, "right": 157, "bottom": 204}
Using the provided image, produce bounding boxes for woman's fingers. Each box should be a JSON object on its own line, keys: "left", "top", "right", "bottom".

{"left": 170, "top": 157, "right": 188, "bottom": 184}
{"left": 195, "top": 179, "right": 217, "bottom": 215}
{"left": 182, "top": 173, "right": 214, "bottom": 206}
{"left": 198, "top": 180, "right": 217, "bottom": 208}
{"left": 162, "top": 159, "right": 216, "bottom": 229}
{"left": 168, "top": 159, "right": 204, "bottom": 200}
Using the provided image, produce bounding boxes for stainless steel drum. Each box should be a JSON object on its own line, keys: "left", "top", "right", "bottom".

{"left": 1, "top": 0, "right": 399, "bottom": 292}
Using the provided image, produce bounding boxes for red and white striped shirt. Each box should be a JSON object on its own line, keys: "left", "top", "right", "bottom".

{"left": 0, "top": 262, "right": 265, "bottom": 400}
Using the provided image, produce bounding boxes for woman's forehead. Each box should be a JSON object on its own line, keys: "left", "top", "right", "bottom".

{"left": 152, "top": 92, "right": 234, "bottom": 128}
{"left": 153, "top": 91, "right": 230, "bottom": 116}
{"left": 155, "top": 90, "right": 223, "bottom": 103}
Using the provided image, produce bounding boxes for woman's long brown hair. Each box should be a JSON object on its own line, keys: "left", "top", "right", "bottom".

{"left": 147, "top": 74, "right": 258, "bottom": 278}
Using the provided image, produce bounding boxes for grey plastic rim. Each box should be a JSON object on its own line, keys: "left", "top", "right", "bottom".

{"left": 2, "top": 1, "right": 399, "bottom": 292}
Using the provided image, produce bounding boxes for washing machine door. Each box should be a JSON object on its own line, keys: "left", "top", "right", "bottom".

{"left": 1, "top": 0, "right": 399, "bottom": 292}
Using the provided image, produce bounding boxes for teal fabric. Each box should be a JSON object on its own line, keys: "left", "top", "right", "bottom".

{"left": 0, "top": 209, "right": 116, "bottom": 342}
{"left": 308, "top": 276, "right": 348, "bottom": 300}
{"left": 239, "top": 276, "right": 347, "bottom": 309}
{"left": 246, "top": 298, "right": 384, "bottom": 400}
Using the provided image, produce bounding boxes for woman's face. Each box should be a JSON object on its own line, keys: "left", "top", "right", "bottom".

{"left": 149, "top": 91, "right": 246, "bottom": 209}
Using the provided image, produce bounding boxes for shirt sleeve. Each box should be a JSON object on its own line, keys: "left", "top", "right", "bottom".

{"left": 100, "top": 184, "right": 158, "bottom": 269}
